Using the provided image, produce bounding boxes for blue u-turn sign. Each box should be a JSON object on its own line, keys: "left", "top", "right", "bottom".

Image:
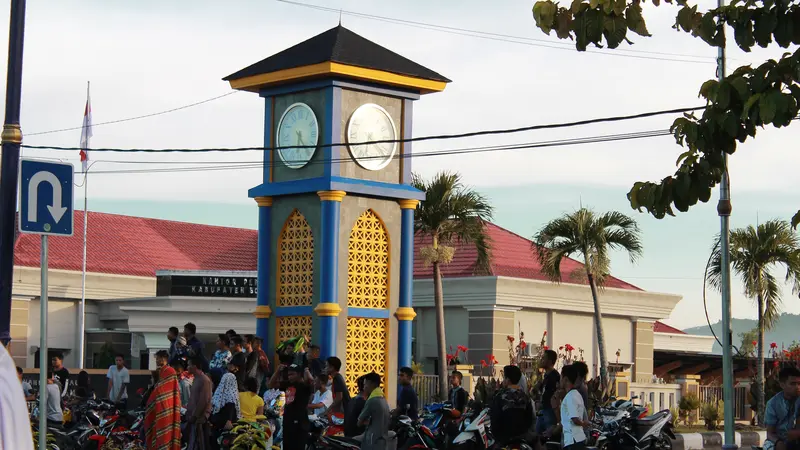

{"left": 19, "top": 159, "right": 74, "bottom": 236}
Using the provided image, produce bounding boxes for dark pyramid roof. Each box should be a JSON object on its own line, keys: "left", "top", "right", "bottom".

{"left": 224, "top": 25, "right": 450, "bottom": 83}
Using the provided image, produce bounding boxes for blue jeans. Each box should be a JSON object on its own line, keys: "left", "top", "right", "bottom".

{"left": 535, "top": 408, "right": 557, "bottom": 434}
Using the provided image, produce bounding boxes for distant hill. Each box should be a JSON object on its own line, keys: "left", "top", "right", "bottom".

{"left": 683, "top": 313, "right": 800, "bottom": 354}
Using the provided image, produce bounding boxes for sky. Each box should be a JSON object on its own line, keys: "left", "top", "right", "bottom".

{"left": 1, "top": 0, "right": 799, "bottom": 329}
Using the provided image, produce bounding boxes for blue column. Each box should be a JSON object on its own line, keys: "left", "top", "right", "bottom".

{"left": 254, "top": 197, "right": 273, "bottom": 355}
{"left": 396, "top": 199, "right": 418, "bottom": 369}
{"left": 315, "top": 191, "right": 345, "bottom": 360}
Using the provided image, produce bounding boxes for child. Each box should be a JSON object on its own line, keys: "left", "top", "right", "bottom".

{"left": 559, "top": 364, "right": 588, "bottom": 450}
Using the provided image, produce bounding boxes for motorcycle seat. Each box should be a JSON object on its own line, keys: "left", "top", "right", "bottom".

{"left": 636, "top": 411, "right": 669, "bottom": 424}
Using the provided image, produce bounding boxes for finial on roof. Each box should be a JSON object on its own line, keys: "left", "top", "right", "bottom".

{"left": 339, "top": 9, "right": 342, "bottom": 26}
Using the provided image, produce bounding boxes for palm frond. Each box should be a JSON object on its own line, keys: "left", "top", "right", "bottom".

{"left": 706, "top": 236, "right": 723, "bottom": 292}
{"left": 760, "top": 271, "right": 782, "bottom": 329}
{"left": 412, "top": 171, "right": 494, "bottom": 274}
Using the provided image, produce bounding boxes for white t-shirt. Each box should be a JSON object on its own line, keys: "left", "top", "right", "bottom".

{"left": 107, "top": 365, "right": 130, "bottom": 401}
{"left": 560, "top": 389, "right": 587, "bottom": 447}
{"left": 311, "top": 389, "right": 333, "bottom": 416}
{"left": 0, "top": 344, "right": 34, "bottom": 450}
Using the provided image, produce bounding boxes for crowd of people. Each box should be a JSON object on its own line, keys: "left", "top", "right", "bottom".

{"left": 5, "top": 325, "right": 600, "bottom": 450}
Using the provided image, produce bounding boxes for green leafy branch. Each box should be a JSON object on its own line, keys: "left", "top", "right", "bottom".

{"left": 532, "top": 0, "right": 800, "bottom": 221}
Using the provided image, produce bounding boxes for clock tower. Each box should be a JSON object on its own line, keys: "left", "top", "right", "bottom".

{"left": 224, "top": 25, "right": 450, "bottom": 395}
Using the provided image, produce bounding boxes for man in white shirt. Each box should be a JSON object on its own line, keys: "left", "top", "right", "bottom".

{"left": 308, "top": 372, "right": 333, "bottom": 418}
{"left": 559, "top": 365, "right": 588, "bottom": 450}
{"left": 106, "top": 354, "right": 130, "bottom": 410}
{"left": 17, "top": 366, "right": 34, "bottom": 401}
{"left": 0, "top": 342, "right": 34, "bottom": 450}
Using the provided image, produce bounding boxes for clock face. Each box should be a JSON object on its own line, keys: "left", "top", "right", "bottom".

{"left": 346, "top": 103, "right": 397, "bottom": 171}
{"left": 277, "top": 102, "right": 319, "bottom": 169}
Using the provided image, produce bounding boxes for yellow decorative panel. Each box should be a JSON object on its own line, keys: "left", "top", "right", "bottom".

{"left": 345, "top": 317, "right": 389, "bottom": 396}
{"left": 275, "top": 316, "right": 312, "bottom": 344}
{"left": 347, "top": 209, "right": 389, "bottom": 309}
{"left": 277, "top": 210, "right": 314, "bottom": 307}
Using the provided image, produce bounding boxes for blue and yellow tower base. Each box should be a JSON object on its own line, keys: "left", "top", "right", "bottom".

{"left": 225, "top": 25, "right": 450, "bottom": 399}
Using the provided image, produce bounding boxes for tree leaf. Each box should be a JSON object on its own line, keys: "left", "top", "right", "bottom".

{"left": 722, "top": 112, "right": 738, "bottom": 137}
{"left": 742, "top": 93, "right": 761, "bottom": 120}
{"left": 585, "top": 8, "right": 605, "bottom": 46}
{"left": 730, "top": 76, "right": 750, "bottom": 100}
{"left": 734, "top": 19, "right": 756, "bottom": 51}
{"left": 753, "top": 9, "right": 777, "bottom": 47}
{"left": 625, "top": 3, "right": 651, "bottom": 36}
{"left": 793, "top": 7, "right": 800, "bottom": 44}
{"left": 717, "top": 81, "right": 731, "bottom": 109}
{"left": 533, "top": 1, "right": 558, "bottom": 35}
{"left": 574, "top": 9, "right": 589, "bottom": 50}
{"left": 603, "top": 15, "right": 628, "bottom": 48}
{"left": 758, "top": 90, "right": 777, "bottom": 123}
{"left": 556, "top": 10, "right": 574, "bottom": 39}
{"left": 571, "top": 0, "right": 584, "bottom": 14}
{"left": 677, "top": 6, "right": 694, "bottom": 32}
{"left": 792, "top": 210, "right": 800, "bottom": 230}
{"left": 613, "top": 0, "right": 626, "bottom": 15}
{"left": 699, "top": 79, "right": 719, "bottom": 101}
{"left": 773, "top": 11, "right": 793, "bottom": 47}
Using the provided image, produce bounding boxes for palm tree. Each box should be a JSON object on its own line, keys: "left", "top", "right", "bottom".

{"left": 706, "top": 220, "right": 800, "bottom": 425}
{"left": 534, "top": 208, "right": 643, "bottom": 389}
{"left": 412, "top": 171, "right": 493, "bottom": 398}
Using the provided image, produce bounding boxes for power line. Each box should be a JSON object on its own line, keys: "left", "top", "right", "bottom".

{"left": 277, "top": 0, "right": 718, "bottom": 65}
{"left": 71, "top": 128, "right": 672, "bottom": 175}
{"left": 22, "top": 105, "right": 702, "bottom": 154}
{"left": 26, "top": 91, "right": 239, "bottom": 137}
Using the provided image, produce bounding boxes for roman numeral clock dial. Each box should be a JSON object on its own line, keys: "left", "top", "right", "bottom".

{"left": 277, "top": 102, "right": 319, "bottom": 169}
{"left": 346, "top": 103, "right": 397, "bottom": 171}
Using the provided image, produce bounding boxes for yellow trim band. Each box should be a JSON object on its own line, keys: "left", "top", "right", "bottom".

{"left": 394, "top": 307, "right": 417, "bottom": 321}
{"left": 255, "top": 196, "right": 273, "bottom": 207}
{"left": 1, "top": 124, "right": 22, "bottom": 144}
{"left": 228, "top": 62, "right": 448, "bottom": 94}
{"left": 318, "top": 190, "right": 346, "bottom": 202}
{"left": 253, "top": 305, "right": 273, "bottom": 319}
{"left": 398, "top": 199, "right": 419, "bottom": 210}
{"left": 314, "top": 302, "right": 342, "bottom": 317}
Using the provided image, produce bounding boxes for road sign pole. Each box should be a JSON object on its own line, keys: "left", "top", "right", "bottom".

{"left": 38, "top": 234, "right": 48, "bottom": 450}
{"left": 0, "top": 0, "right": 28, "bottom": 345}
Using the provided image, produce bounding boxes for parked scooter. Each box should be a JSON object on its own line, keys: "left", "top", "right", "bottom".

{"left": 595, "top": 409, "right": 675, "bottom": 450}
{"left": 452, "top": 407, "right": 493, "bottom": 450}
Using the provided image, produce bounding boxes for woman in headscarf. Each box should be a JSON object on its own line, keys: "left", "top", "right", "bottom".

{"left": 144, "top": 350, "right": 182, "bottom": 450}
{"left": 210, "top": 372, "right": 241, "bottom": 439}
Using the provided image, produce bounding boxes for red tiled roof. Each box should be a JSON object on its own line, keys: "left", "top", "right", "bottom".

{"left": 13, "top": 212, "right": 642, "bottom": 292}
{"left": 13, "top": 211, "right": 258, "bottom": 277}
{"left": 412, "top": 221, "right": 642, "bottom": 291}
{"left": 653, "top": 321, "right": 685, "bottom": 334}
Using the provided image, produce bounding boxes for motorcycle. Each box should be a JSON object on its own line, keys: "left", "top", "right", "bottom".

{"left": 392, "top": 415, "right": 439, "bottom": 450}
{"left": 595, "top": 409, "right": 675, "bottom": 450}
{"left": 452, "top": 407, "right": 493, "bottom": 450}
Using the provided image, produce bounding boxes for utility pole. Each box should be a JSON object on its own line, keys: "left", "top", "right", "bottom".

{"left": 0, "top": 0, "right": 27, "bottom": 346}
{"left": 716, "top": 6, "right": 737, "bottom": 448}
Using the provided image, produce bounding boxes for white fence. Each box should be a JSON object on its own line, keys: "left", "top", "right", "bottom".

{"left": 630, "top": 382, "right": 682, "bottom": 412}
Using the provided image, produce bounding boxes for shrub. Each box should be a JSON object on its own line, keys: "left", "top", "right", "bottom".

{"left": 701, "top": 401, "right": 724, "bottom": 430}
{"left": 669, "top": 406, "right": 680, "bottom": 427}
{"left": 678, "top": 394, "right": 701, "bottom": 426}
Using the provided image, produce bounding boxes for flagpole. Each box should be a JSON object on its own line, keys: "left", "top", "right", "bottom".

{"left": 78, "top": 81, "right": 89, "bottom": 369}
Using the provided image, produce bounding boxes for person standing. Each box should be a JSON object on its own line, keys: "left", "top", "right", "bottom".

{"left": 250, "top": 337, "right": 270, "bottom": 395}
{"left": 107, "top": 354, "right": 130, "bottom": 410}
{"left": 448, "top": 371, "right": 468, "bottom": 414}
{"left": 239, "top": 378, "right": 265, "bottom": 422}
{"left": 490, "top": 365, "right": 534, "bottom": 446}
{"left": 185, "top": 355, "right": 212, "bottom": 450}
{"left": 396, "top": 367, "right": 419, "bottom": 420}
{"left": 183, "top": 323, "right": 207, "bottom": 370}
{"left": 307, "top": 345, "right": 324, "bottom": 378}
{"left": 45, "top": 371, "right": 64, "bottom": 424}
{"left": 358, "top": 372, "right": 391, "bottom": 450}
{"left": 167, "top": 326, "right": 180, "bottom": 362}
{"left": 325, "top": 357, "right": 350, "bottom": 416}
{"left": 209, "top": 334, "right": 232, "bottom": 387}
{"left": 534, "top": 350, "right": 560, "bottom": 436}
{"left": 51, "top": 352, "right": 70, "bottom": 397}
{"left": 282, "top": 369, "right": 312, "bottom": 450}
{"left": 559, "top": 365, "right": 588, "bottom": 450}
{"left": 171, "top": 358, "right": 192, "bottom": 408}
{"left": 345, "top": 375, "right": 368, "bottom": 438}
{"left": 1, "top": 343, "right": 34, "bottom": 450}
{"left": 144, "top": 350, "right": 182, "bottom": 450}
{"left": 17, "top": 366, "right": 34, "bottom": 401}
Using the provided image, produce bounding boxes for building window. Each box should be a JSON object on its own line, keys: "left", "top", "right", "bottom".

{"left": 347, "top": 209, "right": 389, "bottom": 309}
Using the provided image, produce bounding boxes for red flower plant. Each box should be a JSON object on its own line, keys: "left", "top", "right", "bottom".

{"left": 519, "top": 341, "right": 527, "bottom": 350}
{"left": 771, "top": 342, "right": 778, "bottom": 349}
{"left": 507, "top": 335, "right": 515, "bottom": 343}
{"left": 752, "top": 341, "right": 758, "bottom": 346}
{"left": 564, "top": 344, "right": 575, "bottom": 352}
{"left": 774, "top": 361, "right": 780, "bottom": 368}
{"left": 543, "top": 345, "right": 549, "bottom": 351}
{"left": 458, "top": 345, "right": 469, "bottom": 352}
{"left": 544, "top": 331, "right": 548, "bottom": 336}
{"left": 559, "top": 346, "right": 564, "bottom": 351}
{"left": 490, "top": 355, "right": 498, "bottom": 364}
{"left": 481, "top": 360, "right": 488, "bottom": 368}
